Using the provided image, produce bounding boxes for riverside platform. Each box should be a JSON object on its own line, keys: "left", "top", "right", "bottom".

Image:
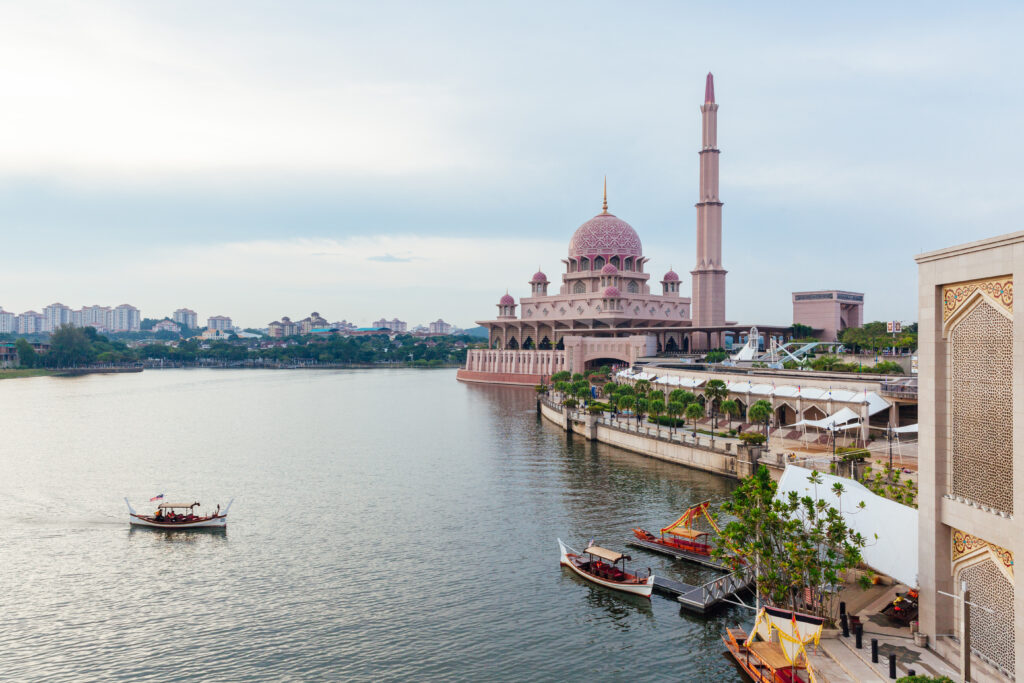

{"left": 651, "top": 568, "right": 754, "bottom": 613}
{"left": 628, "top": 536, "right": 731, "bottom": 571}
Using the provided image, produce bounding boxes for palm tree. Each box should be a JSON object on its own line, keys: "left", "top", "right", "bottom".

{"left": 648, "top": 400, "right": 664, "bottom": 435}
{"left": 720, "top": 399, "right": 739, "bottom": 431}
{"left": 703, "top": 379, "right": 729, "bottom": 428}
{"left": 667, "top": 400, "right": 685, "bottom": 433}
{"left": 685, "top": 402, "right": 705, "bottom": 436}
{"left": 648, "top": 390, "right": 665, "bottom": 411}
{"left": 634, "top": 398, "right": 649, "bottom": 426}
{"left": 618, "top": 395, "right": 635, "bottom": 424}
{"left": 634, "top": 379, "right": 650, "bottom": 397}
{"left": 749, "top": 399, "right": 772, "bottom": 438}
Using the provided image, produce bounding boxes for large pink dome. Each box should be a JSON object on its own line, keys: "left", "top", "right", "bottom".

{"left": 568, "top": 213, "right": 642, "bottom": 260}
{"left": 499, "top": 293, "right": 515, "bottom": 305}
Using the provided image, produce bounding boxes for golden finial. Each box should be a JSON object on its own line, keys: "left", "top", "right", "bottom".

{"left": 602, "top": 176, "right": 608, "bottom": 214}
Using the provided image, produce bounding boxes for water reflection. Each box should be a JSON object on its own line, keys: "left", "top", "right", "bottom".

{"left": 559, "top": 569, "right": 655, "bottom": 622}
{"left": 128, "top": 526, "right": 228, "bottom": 544}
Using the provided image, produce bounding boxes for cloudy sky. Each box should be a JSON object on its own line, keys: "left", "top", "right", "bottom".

{"left": 1, "top": 1, "right": 1021, "bottom": 328}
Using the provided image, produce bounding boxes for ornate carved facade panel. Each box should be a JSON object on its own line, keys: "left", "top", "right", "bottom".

{"left": 957, "top": 558, "right": 1015, "bottom": 675}
{"left": 943, "top": 276, "right": 1013, "bottom": 322}
{"left": 949, "top": 300, "right": 1013, "bottom": 514}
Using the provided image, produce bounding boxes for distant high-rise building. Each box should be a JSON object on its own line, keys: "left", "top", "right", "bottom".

{"left": 267, "top": 316, "right": 299, "bottom": 338}
{"left": 299, "top": 312, "right": 328, "bottom": 334}
{"left": 331, "top": 320, "right": 357, "bottom": 333}
{"left": 372, "top": 317, "right": 407, "bottom": 332}
{"left": 42, "top": 303, "right": 72, "bottom": 332}
{"left": 0, "top": 308, "right": 15, "bottom": 334}
{"left": 17, "top": 311, "right": 44, "bottom": 334}
{"left": 108, "top": 304, "right": 141, "bottom": 332}
{"left": 173, "top": 308, "right": 199, "bottom": 329}
{"left": 78, "top": 305, "right": 112, "bottom": 330}
{"left": 428, "top": 319, "right": 453, "bottom": 335}
{"left": 207, "top": 315, "right": 233, "bottom": 331}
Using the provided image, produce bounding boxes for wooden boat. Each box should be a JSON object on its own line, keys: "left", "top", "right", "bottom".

{"left": 631, "top": 500, "right": 720, "bottom": 559}
{"left": 723, "top": 605, "right": 825, "bottom": 683}
{"left": 558, "top": 539, "right": 654, "bottom": 598}
{"left": 125, "top": 498, "right": 232, "bottom": 529}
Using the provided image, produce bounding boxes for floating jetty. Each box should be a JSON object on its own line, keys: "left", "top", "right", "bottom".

{"left": 652, "top": 567, "right": 754, "bottom": 613}
{"left": 627, "top": 536, "right": 731, "bottom": 571}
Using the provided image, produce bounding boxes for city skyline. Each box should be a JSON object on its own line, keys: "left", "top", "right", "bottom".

{"left": 2, "top": 2, "right": 1022, "bottom": 327}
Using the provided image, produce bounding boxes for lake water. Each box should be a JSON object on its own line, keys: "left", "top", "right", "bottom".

{"left": 0, "top": 369, "right": 746, "bottom": 681}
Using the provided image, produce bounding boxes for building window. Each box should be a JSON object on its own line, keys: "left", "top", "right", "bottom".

{"left": 573, "top": 281, "right": 586, "bottom": 294}
{"left": 627, "top": 280, "right": 639, "bottom": 294}
{"left": 580, "top": 257, "right": 590, "bottom": 271}
{"left": 610, "top": 256, "right": 620, "bottom": 268}
{"left": 594, "top": 256, "right": 605, "bottom": 270}
{"left": 624, "top": 257, "right": 633, "bottom": 271}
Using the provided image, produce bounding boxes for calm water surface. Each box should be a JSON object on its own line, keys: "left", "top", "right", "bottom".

{"left": 0, "top": 369, "right": 745, "bottom": 681}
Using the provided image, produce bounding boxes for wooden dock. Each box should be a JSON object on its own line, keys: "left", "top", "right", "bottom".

{"left": 651, "top": 567, "right": 754, "bottom": 613}
{"left": 627, "top": 537, "right": 731, "bottom": 571}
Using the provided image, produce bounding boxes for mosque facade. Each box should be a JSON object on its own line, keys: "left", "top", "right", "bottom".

{"left": 458, "top": 74, "right": 749, "bottom": 386}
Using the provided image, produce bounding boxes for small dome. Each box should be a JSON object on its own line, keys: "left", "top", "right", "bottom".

{"left": 499, "top": 293, "right": 515, "bottom": 306}
{"left": 663, "top": 269, "right": 679, "bottom": 282}
{"left": 601, "top": 263, "right": 618, "bottom": 274}
{"left": 603, "top": 286, "right": 621, "bottom": 297}
{"left": 531, "top": 270, "right": 548, "bottom": 282}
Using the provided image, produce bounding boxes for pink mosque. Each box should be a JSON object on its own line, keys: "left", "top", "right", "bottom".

{"left": 458, "top": 74, "right": 789, "bottom": 386}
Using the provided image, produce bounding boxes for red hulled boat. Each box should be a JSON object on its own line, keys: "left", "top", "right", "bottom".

{"left": 630, "top": 501, "right": 724, "bottom": 567}
{"left": 723, "top": 605, "right": 825, "bottom": 683}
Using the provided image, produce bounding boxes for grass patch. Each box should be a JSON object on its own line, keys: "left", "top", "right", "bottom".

{"left": 0, "top": 369, "right": 57, "bottom": 380}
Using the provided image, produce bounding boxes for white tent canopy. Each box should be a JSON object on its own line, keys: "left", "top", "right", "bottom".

{"left": 777, "top": 466, "right": 918, "bottom": 586}
{"left": 893, "top": 423, "right": 918, "bottom": 434}
{"left": 786, "top": 406, "right": 861, "bottom": 430}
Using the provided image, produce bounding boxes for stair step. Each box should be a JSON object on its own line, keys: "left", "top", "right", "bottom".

{"left": 820, "top": 638, "right": 888, "bottom": 682}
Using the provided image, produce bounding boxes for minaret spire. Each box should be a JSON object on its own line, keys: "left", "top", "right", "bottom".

{"left": 602, "top": 176, "right": 608, "bottom": 214}
{"left": 691, "top": 72, "right": 727, "bottom": 350}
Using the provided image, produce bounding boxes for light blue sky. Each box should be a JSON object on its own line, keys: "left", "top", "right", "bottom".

{"left": 1, "top": 1, "right": 1021, "bottom": 327}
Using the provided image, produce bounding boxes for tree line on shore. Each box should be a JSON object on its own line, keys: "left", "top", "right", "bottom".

{"left": 11, "top": 325, "right": 474, "bottom": 368}
{"left": 542, "top": 372, "right": 774, "bottom": 444}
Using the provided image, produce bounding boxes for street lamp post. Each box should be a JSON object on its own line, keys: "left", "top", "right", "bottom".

{"left": 887, "top": 423, "right": 894, "bottom": 480}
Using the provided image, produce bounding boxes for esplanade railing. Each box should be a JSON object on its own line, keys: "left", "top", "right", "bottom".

{"left": 879, "top": 380, "right": 918, "bottom": 400}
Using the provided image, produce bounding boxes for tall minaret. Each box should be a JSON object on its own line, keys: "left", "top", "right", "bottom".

{"left": 690, "top": 72, "right": 727, "bottom": 347}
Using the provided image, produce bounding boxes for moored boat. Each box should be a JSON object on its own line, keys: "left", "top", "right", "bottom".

{"left": 723, "top": 605, "right": 825, "bottom": 683}
{"left": 631, "top": 500, "right": 721, "bottom": 561}
{"left": 558, "top": 539, "right": 654, "bottom": 598}
{"left": 125, "top": 498, "right": 232, "bottom": 529}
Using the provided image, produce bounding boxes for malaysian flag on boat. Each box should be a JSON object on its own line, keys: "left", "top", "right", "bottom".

{"left": 150, "top": 493, "right": 164, "bottom": 502}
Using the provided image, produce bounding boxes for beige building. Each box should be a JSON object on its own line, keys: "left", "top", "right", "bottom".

{"left": 792, "top": 290, "right": 863, "bottom": 341}
{"left": 916, "top": 232, "right": 1019, "bottom": 680}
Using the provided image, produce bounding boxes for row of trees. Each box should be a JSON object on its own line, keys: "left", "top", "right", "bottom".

{"left": 783, "top": 355, "right": 905, "bottom": 375}
{"left": 838, "top": 321, "right": 917, "bottom": 354}
{"left": 13, "top": 326, "right": 474, "bottom": 368}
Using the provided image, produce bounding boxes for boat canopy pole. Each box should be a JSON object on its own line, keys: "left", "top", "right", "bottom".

{"left": 123, "top": 498, "right": 136, "bottom": 515}
{"left": 223, "top": 498, "right": 235, "bottom": 515}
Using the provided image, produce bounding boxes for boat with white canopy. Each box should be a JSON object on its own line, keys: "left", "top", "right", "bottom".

{"left": 558, "top": 539, "right": 654, "bottom": 598}
{"left": 125, "top": 498, "right": 233, "bottom": 529}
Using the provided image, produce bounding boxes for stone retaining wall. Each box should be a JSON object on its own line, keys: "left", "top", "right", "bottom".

{"left": 539, "top": 399, "right": 781, "bottom": 481}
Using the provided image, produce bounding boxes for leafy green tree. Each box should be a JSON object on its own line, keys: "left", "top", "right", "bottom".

{"left": 667, "top": 400, "right": 685, "bottom": 432}
{"left": 704, "top": 349, "right": 728, "bottom": 363}
{"left": 685, "top": 402, "right": 704, "bottom": 435}
{"left": 550, "top": 370, "right": 572, "bottom": 383}
{"left": 720, "top": 399, "right": 739, "bottom": 430}
{"left": 618, "top": 395, "right": 635, "bottom": 417}
{"left": 634, "top": 398, "right": 648, "bottom": 425}
{"left": 648, "top": 389, "right": 665, "bottom": 409}
{"left": 563, "top": 398, "right": 578, "bottom": 410}
{"left": 703, "top": 379, "right": 729, "bottom": 420}
{"left": 47, "top": 325, "right": 96, "bottom": 367}
{"left": 670, "top": 389, "right": 695, "bottom": 407}
{"left": 571, "top": 373, "right": 585, "bottom": 383}
{"left": 15, "top": 338, "right": 37, "bottom": 368}
{"left": 749, "top": 399, "right": 772, "bottom": 437}
{"left": 634, "top": 379, "right": 650, "bottom": 396}
{"left": 789, "top": 323, "right": 814, "bottom": 339}
{"left": 647, "top": 399, "right": 664, "bottom": 428}
{"left": 713, "top": 467, "right": 870, "bottom": 622}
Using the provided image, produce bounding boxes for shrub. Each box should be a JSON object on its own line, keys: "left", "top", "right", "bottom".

{"left": 897, "top": 676, "right": 954, "bottom": 683}
{"left": 837, "top": 446, "right": 870, "bottom": 462}
{"left": 738, "top": 432, "right": 766, "bottom": 445}
{"left": 648, "top": 416, "right": 687, "bottom": 428}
